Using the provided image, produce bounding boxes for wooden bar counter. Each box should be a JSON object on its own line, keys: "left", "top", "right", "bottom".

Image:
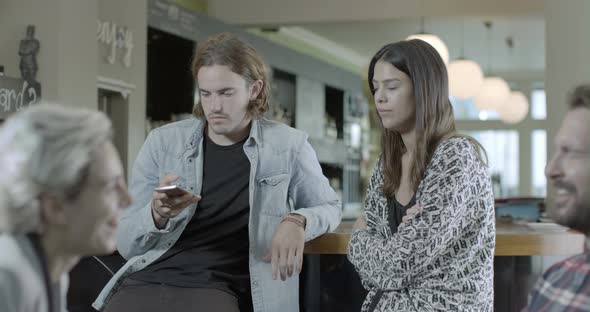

{"left": 304, "top": 221, "right": 586, "bottom": 256}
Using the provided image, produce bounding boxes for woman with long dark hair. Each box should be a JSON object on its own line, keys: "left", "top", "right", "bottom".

{"left": 348, "top": 39, "right": 495, "bottom": 311}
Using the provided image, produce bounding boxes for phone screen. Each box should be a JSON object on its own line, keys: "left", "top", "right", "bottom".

{"left": 155, "top": 185, "right": 188, "bottom": 197}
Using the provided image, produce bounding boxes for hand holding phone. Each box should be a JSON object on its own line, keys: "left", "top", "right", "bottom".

{"left": 151, "top": 175, "right": 200, "bottom": 227}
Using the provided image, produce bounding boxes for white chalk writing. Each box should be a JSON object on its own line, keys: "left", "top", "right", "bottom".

{"left": 97, "top": 20, "right": 134, "bottom": 68}
{"left": 0, "top": 80, "right": 37, "bottom": 113}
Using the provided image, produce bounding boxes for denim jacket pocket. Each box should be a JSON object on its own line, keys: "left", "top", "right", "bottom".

{"left": 258, "top": 172, "right": 289, "bottom": 186}
{"left": 256, "top": 172, "right": 290, "bottom": 217}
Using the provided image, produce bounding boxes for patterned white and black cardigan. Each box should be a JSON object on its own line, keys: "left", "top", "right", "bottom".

{"left": 348, "top": 137, "right": 496, "bottom": 312}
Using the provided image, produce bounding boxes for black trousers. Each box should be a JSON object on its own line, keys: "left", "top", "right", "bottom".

{"left": 104, "top": 278, "right": 252, "bottom": 312}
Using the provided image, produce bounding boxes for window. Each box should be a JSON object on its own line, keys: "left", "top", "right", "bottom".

{"left": 532, "top": 130, "right": 547, "bottom": 197}
{"left": 450, "top": 97, "right": 500, "bottom": 121}
{"left": 462, "top": 130, "right": 519, "bottom": 198}
{"left": 454, "top": 84, "right": 548, "bottom": 198}
{"left": 531, "top": 89, "right": 547, "bottom": 120}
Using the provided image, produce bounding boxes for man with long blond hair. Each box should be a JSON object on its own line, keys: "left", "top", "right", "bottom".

{"left": 94, "top": 33, "right": 341, "bottom": 312}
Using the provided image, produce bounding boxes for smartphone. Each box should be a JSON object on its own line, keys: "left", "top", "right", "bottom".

{"left": 154, "top": 185, "right": 189, "bottom": 197}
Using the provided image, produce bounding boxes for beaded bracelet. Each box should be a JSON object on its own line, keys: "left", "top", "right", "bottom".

{"left": 282, "top": 215, "right": 305, "bottom": 229}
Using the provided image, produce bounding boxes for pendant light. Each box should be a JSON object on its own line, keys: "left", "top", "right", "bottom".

{"left": 406, "top": 14, "right": 449, "bottom": 65}
{"left": 497, "top": 37, "right": 529, "bottom": 124}
{"left": 498, "top": 91, "right": 529, "bottom": 124}
{"left": 475, "top": 21, "right": 510, "bottom": 111}
{"left": 448, "top": 19, "right": 484, "bottom": 99}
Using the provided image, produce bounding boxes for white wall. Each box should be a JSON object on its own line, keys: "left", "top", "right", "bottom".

{"left": 99, "top": 0, "right": 148, "bottom": 178}
{"left": 0, "top": 0, "right": 97, "bottom": 109}
{"left": 56, "top": 0, "right": 98, "bottom": 109}
{"left": 0, "top": 0, "right": 147, "bottom": 178}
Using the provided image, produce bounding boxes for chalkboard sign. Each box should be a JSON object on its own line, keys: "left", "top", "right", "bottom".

{"left": 0, "top": 76, "right": 40, "bottom": 118}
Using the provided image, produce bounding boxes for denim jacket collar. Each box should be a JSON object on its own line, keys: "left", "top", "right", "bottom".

{"left": 184, "top": 118, "right": 263, "bottom": 153}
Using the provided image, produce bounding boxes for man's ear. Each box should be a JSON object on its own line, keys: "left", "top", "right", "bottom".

{"left": 249, "top": 80, "right": 264, "bottom": 101}
{"left": 39, "top": 193, "right": 67, "bottom": 226}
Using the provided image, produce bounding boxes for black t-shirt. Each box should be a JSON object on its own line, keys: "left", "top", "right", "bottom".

{"left": 386, "top": 194, "right": 416, "bottom": 234}
{"left": 130, "top": 133, "right": 251, "bottom": 306}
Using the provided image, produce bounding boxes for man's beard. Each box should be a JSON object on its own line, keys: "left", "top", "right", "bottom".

{"left": 550, "top": 200, "right": 590, "bottom": 235}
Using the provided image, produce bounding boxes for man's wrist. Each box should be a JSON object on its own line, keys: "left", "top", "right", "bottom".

{"left": 283, "top": 213, "right": 306, "bottom": 229}
{"left": 151, "top": 201, "right": 169, "bottom": 228}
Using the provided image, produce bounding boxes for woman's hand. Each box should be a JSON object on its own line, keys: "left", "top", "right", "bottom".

{"left": 352, "top": 214, "right": 368, "bottom": 231}
{"left": 402, "top": 203, "right": 424, "bottom": 223}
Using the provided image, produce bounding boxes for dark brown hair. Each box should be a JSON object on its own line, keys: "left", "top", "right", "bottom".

{"left": 191, "top": 32, "right": 270, "bottom": 119}
{"left": 368, "top": 39, "right": 486, "bottom": 197}
{"left": 569, "top": 84, "right": 590, "bottom": 110}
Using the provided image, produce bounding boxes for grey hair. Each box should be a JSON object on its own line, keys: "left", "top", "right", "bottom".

{"left": 0, "top": 104, "right": 112, "bottom": 234}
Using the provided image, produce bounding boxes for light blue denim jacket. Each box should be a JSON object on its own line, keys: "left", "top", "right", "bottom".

{"left": 93, "top": 118, "right": 342, "bottom": 312}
